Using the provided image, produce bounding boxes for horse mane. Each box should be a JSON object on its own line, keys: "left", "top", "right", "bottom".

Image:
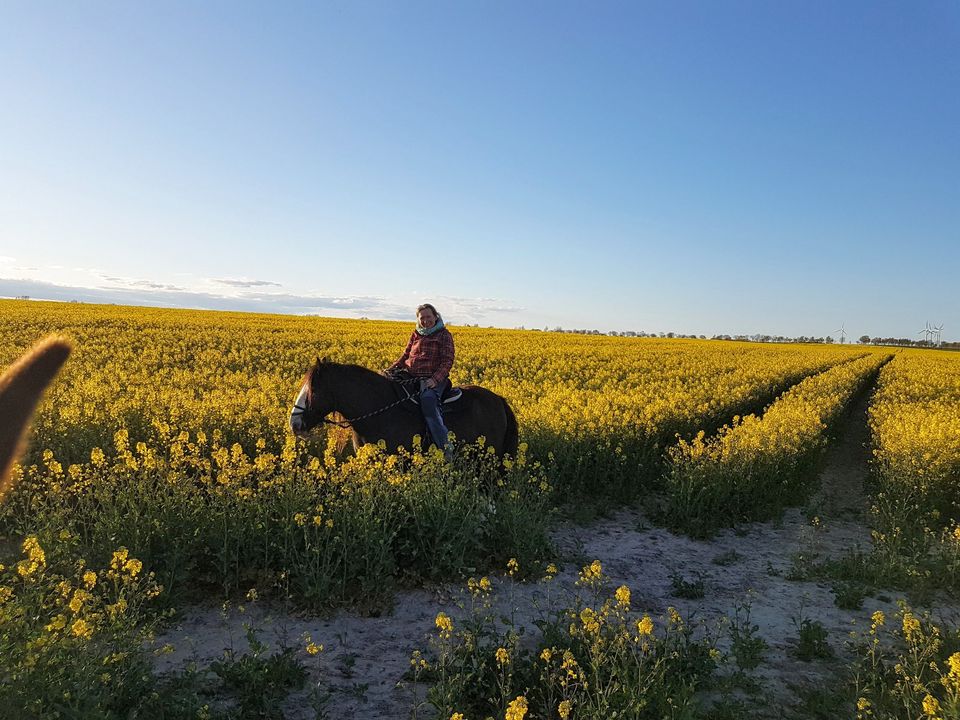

{"left": 302, "top": 359, "right": 385, "bottom": 400}
{"left": 0, "top": 337, "right": 71, "bottom": 501}
{"left": 301, "top": 359, "right": 390, "bottom": 448}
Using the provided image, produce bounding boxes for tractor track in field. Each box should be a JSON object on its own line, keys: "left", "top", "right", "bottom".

{"left": 153, "top": 371, "right": 958, "bottom": 719}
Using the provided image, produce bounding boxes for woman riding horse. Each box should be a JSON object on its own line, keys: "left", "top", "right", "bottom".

{"left": 289, "top": 305, "right": 518, "bottom": 460}
{"left": 384, "top": 303, "right": 454, "bottom": 456}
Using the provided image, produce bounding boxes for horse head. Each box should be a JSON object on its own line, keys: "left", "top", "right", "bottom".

{"left": 289, "top": 356, "right": 335, "bottom": 436}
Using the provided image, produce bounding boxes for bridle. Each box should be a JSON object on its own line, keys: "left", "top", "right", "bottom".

{"left": 291, "top": 377, "right": 422, "bottom": 430}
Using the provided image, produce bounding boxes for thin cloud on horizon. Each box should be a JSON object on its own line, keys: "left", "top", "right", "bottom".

{"left": 0, "top": 276, "right": 524, "bottom": 326}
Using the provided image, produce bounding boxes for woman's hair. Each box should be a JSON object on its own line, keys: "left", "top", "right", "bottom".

{"left": 416, "top": 303, "right": 439, "bottom": 318}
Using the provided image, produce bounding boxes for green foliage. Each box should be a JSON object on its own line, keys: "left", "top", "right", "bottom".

{"left": 728, "top": 602, "right": 767, "bottom": 672}
{"left": 831, "top": 579, "right": 867, "bottom": 610}
{"left": 209, "top": 627, "right": 308, "bottom": 719}
{"left": 670, "top": 571, "right": 706, "bottom": 599}
{"left": 2, "top": 438, "right": 553, "bottom": 613}
{"left": 792, "top": 619, "right": 833, "bottom": 662}
{"left": 413, "top": 560, "right": 720, "bottom": 720}
{"left": 851, "top": 602, "right": 960, "bottom": 719}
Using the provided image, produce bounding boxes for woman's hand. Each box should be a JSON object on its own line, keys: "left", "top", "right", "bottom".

{"left": 424, "top": 378, "right": 437, "bottom": 389}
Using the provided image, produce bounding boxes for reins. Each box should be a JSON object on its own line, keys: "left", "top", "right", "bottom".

{"left": 292, "top": 386, "right": 422, "bottom": 430}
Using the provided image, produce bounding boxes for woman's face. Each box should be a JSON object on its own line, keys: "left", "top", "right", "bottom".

{"left": 417, "top": 307, "right": 437, "bottom": 329}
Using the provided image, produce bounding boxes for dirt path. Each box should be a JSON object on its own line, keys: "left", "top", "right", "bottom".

{"left": 153, "top": 389, "right": 957, "bottom": 718}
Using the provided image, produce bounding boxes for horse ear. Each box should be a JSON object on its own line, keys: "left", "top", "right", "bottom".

{"left": 0, "top": 337, "right": 71, "bottom": 501}
{"left": 317, "top": 355, "right": 329, "bottom": 365}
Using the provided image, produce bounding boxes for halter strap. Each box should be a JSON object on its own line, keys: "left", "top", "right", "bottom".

{"left": 320, "top": 389, "right": 421, "bottom": 429}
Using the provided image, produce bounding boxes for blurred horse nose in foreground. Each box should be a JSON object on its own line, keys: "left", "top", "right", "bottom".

{"left": 0, "top": 337, "right": 71, "bottom": 501}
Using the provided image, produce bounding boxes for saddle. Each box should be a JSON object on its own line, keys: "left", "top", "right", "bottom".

{"left": 385, "top": 369, "right": 463, "bottom": 407}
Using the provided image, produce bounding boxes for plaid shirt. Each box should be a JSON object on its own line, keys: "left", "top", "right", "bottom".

{"left": 389, "top": 327, "right": 455, "bottom": 385}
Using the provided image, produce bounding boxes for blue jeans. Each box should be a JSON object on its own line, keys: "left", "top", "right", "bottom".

{"left": 419, "top": 381, "right": 450, "bottom": 449}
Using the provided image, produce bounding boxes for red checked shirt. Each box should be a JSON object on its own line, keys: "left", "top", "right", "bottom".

{"left": 388, "top": 327, "right": 455, "bottom": 385}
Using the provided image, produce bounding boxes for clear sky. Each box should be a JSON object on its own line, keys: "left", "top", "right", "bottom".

{"left": 1, "top": 1, "right": 957, "bottom": 340}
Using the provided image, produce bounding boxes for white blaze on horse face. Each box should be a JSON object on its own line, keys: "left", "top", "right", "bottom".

{"left": 289, "top": 383, "right": 310, "bottom": 432}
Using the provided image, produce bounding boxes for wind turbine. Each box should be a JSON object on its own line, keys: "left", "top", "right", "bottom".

{"left": 934, "top": 323, "right": 944, "bottom": 347}
{"left": 835, "top": 323, "right": 847, "bottom": 344}
{"left": 918, "top": 322, "right": 933, "bottom": 345}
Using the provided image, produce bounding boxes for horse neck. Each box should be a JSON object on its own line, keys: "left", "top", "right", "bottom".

{"left": 323, "top": 364, "right": 395, "bottom": 419}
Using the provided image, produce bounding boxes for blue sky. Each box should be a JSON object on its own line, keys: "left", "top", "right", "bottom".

{"left": 1, "top": 1, "right": 957, "bottom": 339}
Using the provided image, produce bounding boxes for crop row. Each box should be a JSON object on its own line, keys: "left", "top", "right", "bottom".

{"left": 869, "top": 351, "right": 960, "bottom": 521}
{"left": 664, "top": 353, "right": 890, "bottom": 536}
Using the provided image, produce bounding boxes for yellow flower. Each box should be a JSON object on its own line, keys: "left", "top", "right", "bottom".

{"left": 123, "top": 558, "right": 143, "bottom": 577}
{"left": 495, "top": 647, "right": 510, "bottom": 666}
{"left": 410, "top": 649, "right": 429, "bottom": 670}
{"left": 947, "top": 652, "right": 960, "bottom": 677}
{"left": 614, "top": 584, "right": 631, "bottom": 607}
{"left": 46, "top": 614, "right": 67, "bottom": 632}
{"left": 577, "top": 560, "right": 603, "bottom": 585}
{"left": 68, "top": 589, "right": 90, "bottom": 613}
{"left": 71, "top": 618, "right": 94, "bottom": 639}
{"left": 110, "top": 548, "right": 129, "bottom": 570}
{"left": 23, "top": 536, "right": 46, "bottom": 565}
{"left": 435, "top": 612, "right": 453, "bottom": 639}
{"left": 922, "top": 693, "right": 941, "bottom": 718}
{"left": 540, "top": 647, "right": 553, "bottom": 663}
{"left": 636, "top": 615, "right": 654, "bottom": 636}
{"left": 871, "top": 610, "right": 885, "bottom": 627}
{"left": 450, "top": 714, "right": 465, "bottom": 720}
{"left": 467, "top": 576, "right": 492, "bottom": 595}
{"left": 902, "top": 612, "right": 921, "bottom": 642}
{"left": 560, "top": 650, "right": 581, "bottom": 682}
{"left": 505, "top": 696, "right": 528, "bottom": 720}
{"left": 293, "top": 512, "right": 307, "bottom": 526}
{"left": 306, "top": 642, "right": 322, "bottom": 656}
{"left": 579, "top": 607, "right": 600, "bottom": 634}
{"left": 90, "top": 447, "right": 106, "bottom": 466}
{"left": 558, "top": 700, "right": 573, "bottom": 719}
{"left": 507, "top": 558, "right": 519, "bottom": 576}
{"left": 857, "top": 697, "right": 871, "bottom": 711}
{"left": 83, "top": 570, "right": 97, "bottom": 589}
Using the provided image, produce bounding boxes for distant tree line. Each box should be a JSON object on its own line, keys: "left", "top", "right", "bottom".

{"left": 515, "top": 326, "right": 957, "bottom": 350}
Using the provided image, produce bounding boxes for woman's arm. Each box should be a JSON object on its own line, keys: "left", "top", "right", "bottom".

{"left": 387, "top": 331, "right": 416, "bottom": 372}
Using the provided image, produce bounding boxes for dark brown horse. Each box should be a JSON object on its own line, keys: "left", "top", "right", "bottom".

{"left": 289, "top": 358, "right": 518, "bottom": 458}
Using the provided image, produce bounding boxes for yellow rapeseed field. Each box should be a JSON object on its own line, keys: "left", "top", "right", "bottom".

{"left": 1, "top": 299, "right": 865, "bottom": 502}
{"left": 869, "top": 350, "right": 960, "bottom": 516}
{"left": 2, "top": 299, "right": 957, "bottom": 718}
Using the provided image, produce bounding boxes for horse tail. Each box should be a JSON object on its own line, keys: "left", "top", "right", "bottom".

{"left": 501, "top": 398, "right": 519, "bottom": 459}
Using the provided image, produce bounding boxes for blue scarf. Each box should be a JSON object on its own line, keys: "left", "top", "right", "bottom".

{"left": 416, "top": 318, "right": 445, "bottom": 336}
